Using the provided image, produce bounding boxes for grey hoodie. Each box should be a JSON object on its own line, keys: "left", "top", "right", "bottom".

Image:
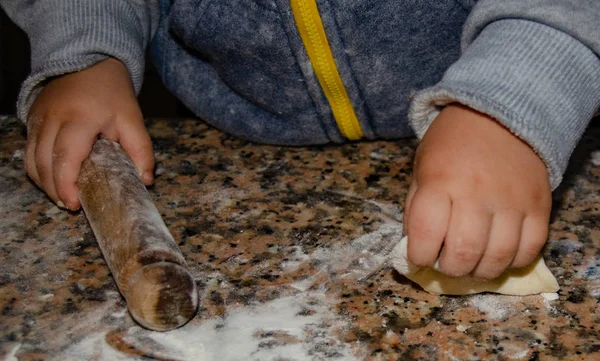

{"left": 2, "top": 0, "right": 599, "bottom": 189}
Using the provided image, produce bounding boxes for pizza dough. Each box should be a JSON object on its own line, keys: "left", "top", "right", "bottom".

{"left": 390, "top": 236, "right": 559, "bottom": 295}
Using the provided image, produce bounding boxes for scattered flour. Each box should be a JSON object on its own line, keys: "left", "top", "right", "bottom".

{"left": 541, "top": 293, "right": 559, "bottom": 301}
{"left": 12, "top": 149, "right": 24, "bottom": 161}
{"left": 325, "top": 190, "right": 404, "bottom": 223}
{"left": 37, "top": 293, "right": 54, "bottom": 302}
{"left": 589, "top": 150, "right": 600, "bottom": 166}
{"left": 456, "top": 325, "right": 470, "bottom": 332}
{"left": 502, "top": 345, "right": 530, "bottom": 360}
{"left": 6, "top": 343, "right": 21, "bottom": 361}
{"left": 365, "top": 201, "right": 404, "bottom": 224}
{"left": 111, "top": 308, "right": 128, "bottom": 318}
{"left": 280, "top": 245, "right": 311, "bottom": 272}
{"left": 369, "top": 151, "right": 389, "bottom": 161}
{"left": 146, "top": 331, "right": 207, "bottom": 360}
{"left": 589, "top": 285, "right": 600, "bottom": 297}
{"left": 443, "top": 351, "right": 463, "bottom": 361}
{"left": 195, "top": 186, "right": 249, "bottom": 214}
{"left": 291, "top": 275, "right": 317, "bottom": 292}
{"left": 62, "top": 291, "right": 361, "bottom": 361}
{"left": 55, "top": 200, "right": 401, "bottom": 360}
{"left": 61, "top": 211, "right": 398, "bottom": 359}
{"left": 469, "top": 295, "right": 518, "bottom": 321}
{"left": 576, "top": 258, "right": 600, "bottom": 280}
{"left": 307, "top": 222, "right": 403, "bottom": 283}
{"left": 291, "top": 222, "right": 403, "bottom": 292}
{"left": 63, "top": 333, "right": 132, "bottom": 361}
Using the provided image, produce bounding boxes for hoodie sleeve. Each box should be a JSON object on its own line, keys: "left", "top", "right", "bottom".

{"left": 409, "top": 1, "right": 600, "bottom": 190}
{"left": 0, "top": 0, "right": 160, "bottom": 122}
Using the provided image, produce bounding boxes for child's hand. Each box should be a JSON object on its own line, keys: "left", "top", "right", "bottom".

{"left": 25, "top": 58, "right": 155, "bottom": 211}
{"left": 404, "top": 104, "right": 552, "bottom": 279}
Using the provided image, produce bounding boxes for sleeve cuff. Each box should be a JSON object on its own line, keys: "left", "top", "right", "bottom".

{"left": 409, "top": 19, "right": 600, "bottom": 190}
{"left": 16, "top": 0, "right": 152, "bottom": 121}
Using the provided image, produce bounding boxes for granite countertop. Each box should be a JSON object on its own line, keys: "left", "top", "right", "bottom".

{"left": 1, "top": 116, "right": 599, "bottom": 361}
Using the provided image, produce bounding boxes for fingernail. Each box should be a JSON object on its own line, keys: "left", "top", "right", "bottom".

{"left": 57, "top": 200, "right": 67, "bottom": 209}
{"left": 142, "top": 172, "right": 153, "bottom": 184}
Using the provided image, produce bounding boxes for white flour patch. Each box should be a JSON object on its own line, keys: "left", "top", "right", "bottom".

{"left": 111, "top": 307, "right": 128, "bottom": 318}
{"left": 299, "top": 222, "right": 403, "bottom": 289}
{"left": 549, "top": 238, "right": 583, "bottom": 254}
{"left": 12, "top": 149, "right": 24, "bottom": 161}
{"left": 456, "top": 325, "right": 470, "bottom": 332}
{"left": 61, "top": 195, "right": 400, "bottom": 360}
{"left": 589, "top": 150, "right": 600, "bottom": 166}
{"left": 145, "top": 331, "right": 207, "bottom": 359}
{"left": 289, "top": 211, "right": 403, "bottom": 291}
{"left": 369, "top": 151, "right": 389, "bottom": 161}
{"left": 291, "top": 275, "right": 317, "bottom": 292}
{"left": 586, "top": 279, "right": 600, "bottom": 300}
{"left": 469, "top": 295, "right": 519, "bottom": 321}
{"left": 280, "top": 245, "right": 311, "bottom": 272}
{"left": 576, "top": 258, "right": 600, "bottom": 280}
{"left": 366, "top": 201, "right": 404, "bottom": 224}
{"left": 541, "top": 293, "right": 559, "bottom": 301}
{"left": 589, "top": 286, "right": 600, "bottom": 297}
{"left": 195, "top": 186, "right": 240, "bottom": 213}
{"left": 5, "top": 343, "right": 21, "bottom": 361}
{"left": 63, "top": 333, "right": 131, "bottom": 361}
{"left": 444, "top": 351, "right": 463, "bottom": 361}
{"left": 325, "top": 191, "right": 404, "bottom": 224}
{"left": 62, "top": 291, "right": 361, "bottom": 361}
{"left": 502, "top": 345, "right": 530, "bottom": 360}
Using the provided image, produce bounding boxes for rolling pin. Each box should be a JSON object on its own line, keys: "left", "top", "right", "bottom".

{"left": 77, "top": 139, "right": 198, "bottom": 331}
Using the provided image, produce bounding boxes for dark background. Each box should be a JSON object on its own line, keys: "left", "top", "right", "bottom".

{"left": 0, "top": 7, "right": 188, "bottom": 118}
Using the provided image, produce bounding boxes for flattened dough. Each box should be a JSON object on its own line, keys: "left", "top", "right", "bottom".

{"left": 391, "top": 236, "right": 559, "bottom": 295}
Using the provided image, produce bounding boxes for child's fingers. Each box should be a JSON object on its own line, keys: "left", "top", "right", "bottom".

{"left": 512, "top": 214, "right": 549, "bottom": 268}
{"left": 52, "top": 122, "right": 99, "bottom": 211}
{"left": 24, "top": 116, "right": 48, "bottom": 189}
{"left": 406, "top": 186, "right": 451, "bottom": 267}
{"left": 403, "top": 180, "right": 418, "bottom": 234}
{"left": 438, "top": 203, "right": 492, "bottom": 277}
{"left": 471, "top": 211, "right": 522, "bottom": 280}
{"left": 25, "top": 134, "right": 42, "bottom": 189}
{"left": 117, "top": 116, "right": 155, "bottom": 185}
{"left": 33, "top": 120, "right": 61, "bottom": 205}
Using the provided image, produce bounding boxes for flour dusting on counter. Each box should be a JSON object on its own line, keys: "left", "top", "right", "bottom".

{"left": 5, "top": 343, "right": 21, "bottom": 361}
{"left": 469, "top": 295, "right": 519, "bottom": 321}
{"left": 6, "top": 115, "right": 600, "bottom": 359}
{"left": 63, "top": 290, "right": 359, "bottom": 361}
{"left": 293, "top": 222, "right": 403, "bottom": 292}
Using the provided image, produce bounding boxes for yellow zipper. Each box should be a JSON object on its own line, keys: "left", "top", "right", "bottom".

{"left": 290, "top": 0, "right": 364, "bottom": 140}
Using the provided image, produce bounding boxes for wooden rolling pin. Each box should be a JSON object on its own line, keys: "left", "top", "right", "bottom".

{"left": 77, "top": 139, "right": 198, "bottom": 331}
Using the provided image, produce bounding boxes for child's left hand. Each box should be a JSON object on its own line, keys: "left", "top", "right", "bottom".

{"left": 403, "top": 104, "right": 552, "bottom": 280}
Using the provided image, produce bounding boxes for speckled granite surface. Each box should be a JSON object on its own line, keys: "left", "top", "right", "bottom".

{"left": 1, "top": 116, "right": 599, "bottom": 361}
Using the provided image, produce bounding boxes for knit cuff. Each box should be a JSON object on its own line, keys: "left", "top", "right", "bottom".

{"left": 410, "top": 19, "right": 600, "bottom": 190}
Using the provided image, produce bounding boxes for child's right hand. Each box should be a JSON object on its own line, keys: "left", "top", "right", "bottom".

{"left": 403, "top": 104, "right": 552, "bottom": 280}
{"left": 25, "top": 57, "right": 155, "bottom": 211}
